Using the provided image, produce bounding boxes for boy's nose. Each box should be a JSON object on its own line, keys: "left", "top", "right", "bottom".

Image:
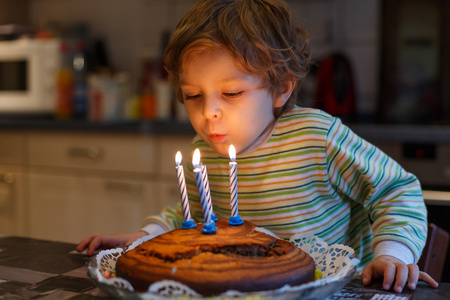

{"left": 202, "top": 98, "right": 222, "bottom": 120}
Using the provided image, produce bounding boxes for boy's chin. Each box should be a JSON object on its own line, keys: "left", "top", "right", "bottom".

{"left": 211, "top": 145, "right": 229, "bottom": 157}
{"left": 207, "top": 142, "right": 231, "bottom": 157}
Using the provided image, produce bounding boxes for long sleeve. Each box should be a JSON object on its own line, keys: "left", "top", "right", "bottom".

{"left": 140, "top": 203, "right": 184, "bottom": 233}
{"left": 325, "top": 117, "right": 428, "bottom": 262}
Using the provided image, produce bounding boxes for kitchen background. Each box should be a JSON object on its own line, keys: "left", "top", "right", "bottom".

{"left": 2, "top": 0, "right": 383, "bottom": 121}
{"left": 2, "top": 0, "right": 449, "bottom": 124}
{"left": 1, "top": 0, "right": 449, "bottom": 280}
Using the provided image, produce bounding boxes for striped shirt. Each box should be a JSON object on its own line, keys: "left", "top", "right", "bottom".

{"left": 143, "top": 107, "right": 427, "bottom": 269}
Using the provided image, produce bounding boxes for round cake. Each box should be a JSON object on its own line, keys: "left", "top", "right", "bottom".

{"left": 116, "top": 219, "right": 315, "bottom": 296}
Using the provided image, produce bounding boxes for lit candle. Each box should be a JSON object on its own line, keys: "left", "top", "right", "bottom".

{"left": 175, "top": 151, "right": 196, "bottom": 229}
{"left": 228, "top": 145, "right": 243, "bottom": 225}
{"left": 193, "top": 149, "right": 217, "bottom": 233}
{"left": 201, "top": 164, "right": 217, "bottom": 221}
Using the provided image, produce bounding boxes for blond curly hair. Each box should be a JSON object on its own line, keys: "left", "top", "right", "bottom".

{"left": 164, "top": 0, "right": 311, "bottom": 117}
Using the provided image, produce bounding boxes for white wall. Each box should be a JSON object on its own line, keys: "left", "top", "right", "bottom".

{"left": 28, "top": 0, "right": 380, "bottom": 118}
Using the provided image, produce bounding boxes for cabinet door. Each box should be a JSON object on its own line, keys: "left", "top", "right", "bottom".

{"left": 0, "top": 132, "right": 26, "bottom": 236}
{"left": 28, "top": 173, "right": 161, "bottom": 243}
{"left": 0, "top": 132, "right": 25, "bottom": 165}
{"left": 28, "top": 132, "right": 157, "bottom": 174}
{"left": 158, "top": 180, "right": 184, "bottom": 212}
{"left": 0, "top": 165, "right": 25, "bottom": 236}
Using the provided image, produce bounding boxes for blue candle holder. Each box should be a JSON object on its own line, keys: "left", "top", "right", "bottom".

{"left": 211, "top": 212, "right": 219, "bottom": 222}
{"left": 202, "top": 212, "right": 219, "bottom": 223}
{"left": 202, "top": 221, "right": 218, "bottom": 234}
{"left": 181, "top": 219, "right": 197, "bottom": 229}
{"left": 228, "top": 215, "right": 244, "bottom": 226}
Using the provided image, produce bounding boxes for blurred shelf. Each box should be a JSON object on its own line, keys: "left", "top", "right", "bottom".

{"left": 0, "top": 116, "right": 195, "bottom": 136}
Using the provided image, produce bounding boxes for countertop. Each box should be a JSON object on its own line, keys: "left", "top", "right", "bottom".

{"left": 0, "top": 116, "right": 196, "bottom": 135}
{"left": 0, "top": 236, "right": 449, "bottom": 299}
{"left": 1, "top": 115, "right": 450, "bottom": 143}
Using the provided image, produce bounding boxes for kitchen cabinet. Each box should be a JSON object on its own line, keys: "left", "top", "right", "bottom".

{"left": 27, "top": 132, "right": 157, "bottom": 173}
{"left": 25, "top": 131, "right": 193, "bottom": 243}
{"left": 26, "top": 132, "right": 160, "bottom": 242}
{"left": 28, "top": 173, "right": 159, "bottom": 242}
{"left": 0, "top": 164, "right": 26, "bottom": 236}
{"left": 0, "top": 129, "right": 193, "bottom": 243}
{"left": 0, "top": 132, "right": 27, "bottom": 236}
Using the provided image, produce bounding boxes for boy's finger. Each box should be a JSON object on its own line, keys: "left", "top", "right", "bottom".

{"left": 87, "top": 237, "right": 102, "bottom": 256}
{"left": 419, "top": 271, "right": 439, "bottom": 288}
{"left": 382, "top": 263, "right": 396, "bottom": 291}
{"left": 407, "top": 264, "right": 419, "bottom": 290}
{"left": 361, "top": 265, "right": 374, "bottom": 285}
{"left": 393, "top": 263, "right": 408, "bottom": 293}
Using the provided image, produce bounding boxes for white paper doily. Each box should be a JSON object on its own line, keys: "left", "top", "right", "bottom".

{"left": 87, "top": 229, "right": 358, "bottom": 300}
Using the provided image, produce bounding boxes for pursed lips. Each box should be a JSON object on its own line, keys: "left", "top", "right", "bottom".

{"left": 209, "top": 134, "right": 227, "bottom": 143}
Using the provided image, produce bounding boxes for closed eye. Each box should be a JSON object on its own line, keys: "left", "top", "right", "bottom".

{"left": 185, "top": 94, "right": 201, "bottom": 100}
{"left": 223, "top": 91, "right": 243, "bottom": 98}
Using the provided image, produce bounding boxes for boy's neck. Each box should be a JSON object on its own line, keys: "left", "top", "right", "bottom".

{"left": 240, "top": 116, "right": 280, "bottom": 155}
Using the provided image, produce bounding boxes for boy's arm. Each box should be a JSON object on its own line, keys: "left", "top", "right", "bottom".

{"left": 325, "top": 117, "right": 428, "bottom": 263}
{"left": 324, "top": 118, "right": 438, "bottom": 292}
{"left": 140, "top": 203, "right": 185, "bottom": 233}
{"left": 374, "top": 240, "right": 415, "bottom": 264}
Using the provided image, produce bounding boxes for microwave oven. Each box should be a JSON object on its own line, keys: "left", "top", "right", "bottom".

{"left": 0, "top": 38, "right": 60, "bottom": 114}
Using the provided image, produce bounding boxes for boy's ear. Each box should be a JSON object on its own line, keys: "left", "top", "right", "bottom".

{"left": 273, "top": 81, "right": 296, "bottom": 107}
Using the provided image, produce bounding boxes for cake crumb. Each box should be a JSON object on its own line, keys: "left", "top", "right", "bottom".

{"left": 171, "top": 266, "right": 177, "bottom": 274}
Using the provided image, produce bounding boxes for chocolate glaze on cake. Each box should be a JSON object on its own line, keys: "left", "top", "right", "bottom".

{"left": 116, "top": 219, "right": 315, "bottom": 296}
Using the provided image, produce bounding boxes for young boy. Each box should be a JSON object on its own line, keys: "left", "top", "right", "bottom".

{"left": 77, "top": 0, "right": 438, "bottom": 293}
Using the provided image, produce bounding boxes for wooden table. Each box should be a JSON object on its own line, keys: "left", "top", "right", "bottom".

{"left": 0, "top": 236, "right": 448, "bottom": 299}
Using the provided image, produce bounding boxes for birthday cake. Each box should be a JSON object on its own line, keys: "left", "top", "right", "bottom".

{"left": 115, "top": 219, "right": 315, "bottom": 296}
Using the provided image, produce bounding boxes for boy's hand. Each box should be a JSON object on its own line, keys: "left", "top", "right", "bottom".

{"left": 76, "top": 231, "right": 147, "bottom": 256}
{"left": 361, "top": 255, "right": 439, "bottom": 293}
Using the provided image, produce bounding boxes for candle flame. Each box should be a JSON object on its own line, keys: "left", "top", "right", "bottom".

{"left": 175, "top": 151, "right": 182, "bottom": 165}
{"left": 229, "top": 145, "right": 236, "bottom": 162}
{"left": 193, "top": 148, "right": 201, "bottom": 168}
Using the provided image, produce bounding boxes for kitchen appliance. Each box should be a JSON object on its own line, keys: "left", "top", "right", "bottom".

{"left": 314, "top": 53, "right": 356, "bottom": 122}
{"left": 0, "top": 38, "right": 60, "bottom": 114}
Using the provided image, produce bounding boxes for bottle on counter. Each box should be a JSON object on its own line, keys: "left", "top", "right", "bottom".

{"left": 139, "top": 60, "right": 157, "bottom": 120}
{"left": 87, "top": 72, "right": 129, "bottom": 122}
{"left": 88, "top": 74, "right": 102, "bottom": 122}
{"left": 72, "top": 40, "right": 88, "bottom": 119}
{"left": 55, "top": 41, "right": 74, "bottom": 119}
{"left": 116, "top": 72, "right": 132, "bottom": 120}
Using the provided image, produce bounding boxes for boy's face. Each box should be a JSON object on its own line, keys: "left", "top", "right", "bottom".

{"left": 180, "top": 48, "right": 283, "bottom": 156}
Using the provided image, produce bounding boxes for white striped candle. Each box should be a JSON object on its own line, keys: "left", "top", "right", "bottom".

{"left": 175, "top": 151, "right": 192, "bottom": 222}
{"left": 229, "top": 145, "right": 238, "bottom": 217}
{"left": 193, "top": 149, "right": 212, "bottom": 225}
{"left": 201, "top": 164, "right": 215, "bottom": 218}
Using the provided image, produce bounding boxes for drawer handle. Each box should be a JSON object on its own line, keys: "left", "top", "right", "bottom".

{"left": 0, "top": 173, "right": 14, "bottom": 184}
{"left": 68, "top": 146, "right": 104, "bottom": 160}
